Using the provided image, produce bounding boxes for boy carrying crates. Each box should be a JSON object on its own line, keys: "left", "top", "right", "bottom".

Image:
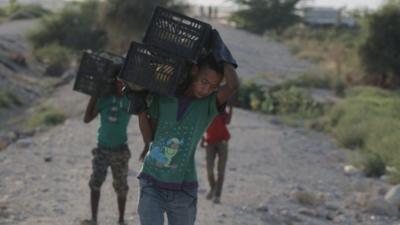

{"left": 134, "top": 25, "right": 239, "bottom": 225}
{"left": 73, "top": 52, "right": 132, "bottom": 225}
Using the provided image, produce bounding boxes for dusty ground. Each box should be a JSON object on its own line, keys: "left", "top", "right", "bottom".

{"left": 0, "top": 18, "right": 398, "bottom": 225}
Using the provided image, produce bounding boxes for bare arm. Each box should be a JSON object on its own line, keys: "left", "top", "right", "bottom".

{"left": 138, "top": 112, "right": 158, "bottom": 161}
{"left": 200, "top": 137, "right": 206, "bottom": 148}
{"left": 225, "top": 103, "right": 233, "bottom": 125}
{"left": 217, "top": 63, "right": 240, "bottom": 106}
{"left": 84, "top": 97, "right": 99, "bottom": 123}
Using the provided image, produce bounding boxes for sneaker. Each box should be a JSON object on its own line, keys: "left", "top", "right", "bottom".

{"left": 81, "top": 219, "right": 97, "bottom": 225}
{"left": 213, "top": 196, "right": 221, "bottom": 204}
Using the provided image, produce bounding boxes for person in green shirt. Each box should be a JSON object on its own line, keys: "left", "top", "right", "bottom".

{"left": 137, "top": 29, "right": 239, "bottom": 225}
{"left": 81, "top": 79, "right": 131, "bottom": 225}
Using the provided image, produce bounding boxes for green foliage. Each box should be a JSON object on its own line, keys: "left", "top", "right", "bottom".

{"left": 271, "top": 71, "right": 346, "bottom": 96}
{"left": 28, "top": 1, "right": 107, "bottom": 51}
{"left": 322, "top": 86, "right": 400, "bottom": 182}
{"left": 0, "top": 91, "right": 22, "bottom": 108}
{"left": 5, "top": 0, "right": 19, "bottom": 15}
{"left": 236, "top": 80, "right": 324, "bottom": 118}
{"left": 34, "top": 43, "right": 72, "bottom": 76}
{"left": 8, "top": 4, "right": 50, "bottom": 20}
{"left": 230, "top": 0, "right": 300, "bottom": 34}
{"left": 271, "top": 24, "right": 365, "bottom": 86}
{"left": 359, "top": 3, "right": 400, "bottom": 86}
{"left": 269, "top": 86, "right": 324, "bottom": 117}
{"left": 236, "top": 80, "right": 266, "bottom": 109}
{"left": 27, "top": 105, "right": 66, "bottom": 128}
{"left": 278, "top": 25, "right": 362, "bottom": 47}
{"left": 361, "top": 153, "right": 386, "bottom": 178}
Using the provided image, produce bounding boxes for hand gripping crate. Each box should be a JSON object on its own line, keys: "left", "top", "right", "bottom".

{"left": 143, "top": 6, "right": 212, "bottom": 62}
{"left": 119, "top": 41, "right": 188, "bottom": 96}
{"left": 73, "top": 51, "right": 124, "bottom": 96}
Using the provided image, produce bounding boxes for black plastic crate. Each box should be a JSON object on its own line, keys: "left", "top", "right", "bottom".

{"left": 120, "top": 41, "right": 188, "bottom": 96}
{"left": 143, "top": 6, "right": 212, "bottom": 62}
{"left": 73, "top": 51, "right": 124, "bottom": 96}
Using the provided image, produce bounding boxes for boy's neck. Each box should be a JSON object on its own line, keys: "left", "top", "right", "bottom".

{"left": 183, "top": 86, "right": 195, "bottom": 98}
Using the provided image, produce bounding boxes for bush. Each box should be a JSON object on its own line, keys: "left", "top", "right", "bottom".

{"left": 27, "top": 105, "right": 66, "bottom": 128}
{"left": 28, "top": 1, "right": 107, "bottom": 51}
{"left": 34, "top": 44, "right": 72, "bottom": 76}
{"left": 8, "top": 4, "right": 50, "bottom": 20}
{"left": 271, "top": 71, "right": 346, "bottom": 96}
{"left": 362, "top": 153, "right": 386, "bottom": 178}
{"left": 236, "top": 80, "right": 266, "bottom": 110}
{"left": 102, "top": 0, "right": 188, "bottom": 32}
{"left": 230, "top": 0, "right": 300, "bottom": 34}
{"left": 359, "top": 3, "right": 400, "bottom": 87}
{"left": 322, "top": 86, "right": 400, "bottom": 182}
{"left": 0, "top": 91, "right": 22, "bottom": 108}
{"left": 236, "top": 79, "right": 324, "bottom": 118}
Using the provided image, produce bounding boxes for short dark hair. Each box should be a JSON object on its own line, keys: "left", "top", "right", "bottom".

{"left": 197, "top": 54, "right": 224, "bottom": 76}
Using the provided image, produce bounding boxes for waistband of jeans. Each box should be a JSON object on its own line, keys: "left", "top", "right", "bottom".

{"left": 97, "top": 143, "right": 128, "bottom": 151}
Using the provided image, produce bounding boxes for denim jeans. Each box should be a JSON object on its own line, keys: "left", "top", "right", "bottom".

{"left": 138, "top": 179, "right": 197, "bottom": 225}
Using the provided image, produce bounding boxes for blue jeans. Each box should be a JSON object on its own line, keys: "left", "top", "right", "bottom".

{"left": 138, "top": 179, "right": 197, "bottom": 225}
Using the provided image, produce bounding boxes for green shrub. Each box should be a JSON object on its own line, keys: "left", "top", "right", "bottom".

{"left": 28, "top": 1, "right": 106, "bottom": 51}
{"left": 8, "top": 4, "right": 50, "bottom": 20}
{"left": 359, "top": 2, "right": 400, "bottom": 87}
{"left": 102, "top": 0, "right": 188, "bottom": 32}
{"left": 272, "top": 71, "right": 346, "bottom": 95}
{"left": 229, "top": 0, "right": 300, "bottom": 34}
{"left": 322, "top": 86, "right": 400, "bottom": 182}
{"left": 0, "top": 7, "right": 6, "bottom": 18}
{"left": 27, "top": 105, "right": 66, "bottom": 128}
{"left": 236, "top": 80, "right": 324, "bottom": 118}
{"left": 0, "top": 91, "right": 22, "bottom": 108}
{"left": 270, "top": 86, "right": 323, "bottom": 117}
{"left": 236, "top": 81, "right": 266, "bottom": 110}
{"left": 34, "top": 43, "right": 72, "bottom": 76}
{"left": 362, "top": 153, "right": 386, "bottom": 178}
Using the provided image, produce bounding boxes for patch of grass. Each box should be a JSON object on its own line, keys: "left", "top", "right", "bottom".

{"left": 235, "top": 80, "right": 325, "bottom": 121}
{"left": 321, "top": 86, "right": 400, "bottom": 182}
{"left": 34, "top": 43, "right": 72, "bottom": 76}
{"left": 27, "top": 105, "right": 66, "bottom": 128}
{"left": 0, "top": 91, "right": 23, "bottom": 108}
{"left": 275, "top": 25, "right": 365, "bottom": 86}
{"left": 272, "top": 70, "right": 346, "bottom": 95}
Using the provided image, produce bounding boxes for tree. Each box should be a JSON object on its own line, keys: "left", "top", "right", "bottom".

{"left": 29, "top": 0, "right": 107, "bottom": 51}
{"left": 102, "top": 0, "right": 188, "bottom": 32}
{"left": 230, "top": 0, "right": 301, "bottom": 34}
{"left": 359, "top": 2, "right": 400, "bottom": 86}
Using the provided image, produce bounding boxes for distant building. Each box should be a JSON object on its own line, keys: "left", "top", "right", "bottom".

{"left": 299, "top": 7, "right": 357, "bottom": 28}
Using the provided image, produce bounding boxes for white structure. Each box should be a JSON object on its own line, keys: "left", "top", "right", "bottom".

{"left": 300, "top": 7, "right": 356, "bottom": 27}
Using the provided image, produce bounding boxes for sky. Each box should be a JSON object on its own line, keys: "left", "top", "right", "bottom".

{"left": 190, "top": 0, "right": 385, "bottom": 10}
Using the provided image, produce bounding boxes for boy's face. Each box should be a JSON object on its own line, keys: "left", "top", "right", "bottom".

{"left": 191, "top": 67, "right": 222, "bottom": 98}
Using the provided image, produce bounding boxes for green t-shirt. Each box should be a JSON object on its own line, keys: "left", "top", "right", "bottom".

{"left": 139, "top": 94, "right": 219, "bottom": 190}
{"left": 96, "top": 95, "right": 131, "bottom": 149}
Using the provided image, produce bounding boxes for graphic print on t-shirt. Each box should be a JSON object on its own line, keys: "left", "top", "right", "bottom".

{"left": 148, "top": 137, "right": 184, "bottom": 169}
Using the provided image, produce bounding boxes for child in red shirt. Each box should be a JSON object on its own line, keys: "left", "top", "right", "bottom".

{"left": 201, "top": 103, "right": 232, "bottom": 203}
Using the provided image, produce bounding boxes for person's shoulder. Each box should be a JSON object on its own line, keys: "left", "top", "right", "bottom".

{"left": 96, "top": 95, "right": 111, "bottom": 106}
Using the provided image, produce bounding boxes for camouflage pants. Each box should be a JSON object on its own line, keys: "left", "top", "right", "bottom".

{"left": 89, "top": 144, "right": 131, "bottom": 197}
